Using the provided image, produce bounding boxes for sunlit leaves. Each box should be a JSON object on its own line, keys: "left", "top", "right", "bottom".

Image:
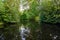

{"left": 0, "top": 0, "right": 40, "bottom": 23}
{"left": 0, "top": 0, "right": 5, "bottom": 22}
{"left": 21, "top": 0, "right": 40, "bottom": 20}
{"left": 0, "top": 0, "right": 5, "bottom": 12}
{"left": 1, "top": 0, "right": 20, "bottom": 22}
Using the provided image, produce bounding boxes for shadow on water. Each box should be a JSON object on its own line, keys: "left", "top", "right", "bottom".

{"left": 0, "top": 28, "right": 4, "bottom": 40}
{"left": 41, "top": 22, "right": 60, "bottom": 40}
{"left": 0, "top": 21, "right": 60, "bottom": 40}
{"left": 0, "top": 22, "right": 20, "bottom": 40}
{"left": 20, "top": 20, "right": 42, "bottom": 40}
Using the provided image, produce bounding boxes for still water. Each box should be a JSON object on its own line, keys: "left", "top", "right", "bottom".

{"left": 19, "top": 24, "right": 30, "bottom": 40}
{"left": 0, "top": 21, "right": 60, "bottom": 40}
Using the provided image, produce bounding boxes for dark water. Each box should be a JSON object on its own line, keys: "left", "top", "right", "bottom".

{"left": 0, "top": 21, "right": 60, "bottom": 40}
{"left": 41, "top": 23, "right": 60, "bottom": 40}
{"left": 0, "top": 29, "right": 4, "bottom": 40}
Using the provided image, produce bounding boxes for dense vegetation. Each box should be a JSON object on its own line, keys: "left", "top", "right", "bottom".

{"left": 40, "top": 0, "right": 60, "bottom": 23}
{"left": 0, "top": 0, "right": 40, "bottom": 24}
{"left": 0, "top": 0, "right": 60, "bottom": 24}
{"left": 0, "top": 0, "right": 20, "bottom": 23}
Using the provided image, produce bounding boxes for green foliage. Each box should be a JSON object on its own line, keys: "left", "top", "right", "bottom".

{"left": 0, "top": 0, "right": 40, "bottom": 23}
{"left": 19, "top": 0, "right": 40, "bottom": 24}
{"left": 40, "top": 0, "right": 60, "bottom": 23}
{"left": 21, "top": 0, "right": 40, "bottom": 20}
{"left": 0, "top": 0, "right": 5, "bottom": 22}
{"left": 0, "top": 0, "right": 20, "bottom": 22}
{"left": 0, "top": 0, "right": 5, "bottom": 12}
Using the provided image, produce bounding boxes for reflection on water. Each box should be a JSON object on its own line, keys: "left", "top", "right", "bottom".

{"left": 0, "top": 29, "right": 4, "bottom": 40}
{"left": 0, "top": 21, "right": 60, "bottom": 40}
{"left": 19, "top": 24, "right": 30, "bottom": 40}
{"left": 0, "top": 34, "right": 4, "bottom": 40}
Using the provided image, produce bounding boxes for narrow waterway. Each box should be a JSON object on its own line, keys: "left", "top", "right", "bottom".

{"left": 0, "top": 21, "right": 60, "bottom": 40}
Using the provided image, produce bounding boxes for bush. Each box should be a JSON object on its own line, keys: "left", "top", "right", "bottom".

{"left": 40, "top": 0, "right": 60, "bottom": 23}
{"left": 0, "top": 0, "right": 20, "bottom": 22}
